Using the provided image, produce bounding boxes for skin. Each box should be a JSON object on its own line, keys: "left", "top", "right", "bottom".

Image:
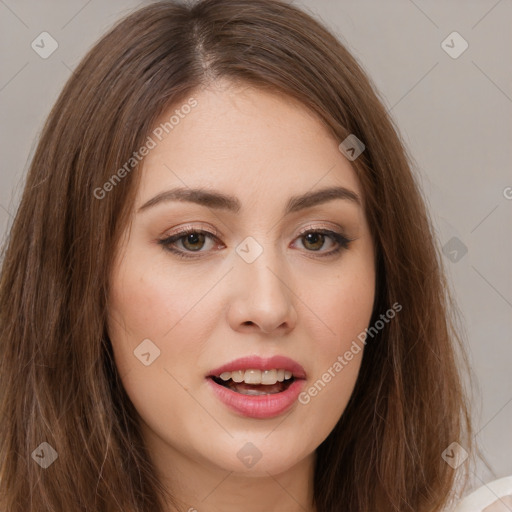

{"left": 107, "top": 78, "right": 376, "bottom": 512}
{"left": 483, "top": 496, "right": 512, "bottom": 511}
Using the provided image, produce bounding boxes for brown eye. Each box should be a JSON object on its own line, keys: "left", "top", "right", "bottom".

{"left": 302, "top": 232, "right": 328, "bottom": 251}
{"left": 294, "top": 229, "right": 353, "bottom": 258}
{"left": 158, "top": 227, "right": 353, "bottom": 260}
{"left": 181, "top": 232, "right": 206, "bottom": 251}
{"left": 158, "top": 229, "right": 221, "bottom": 259}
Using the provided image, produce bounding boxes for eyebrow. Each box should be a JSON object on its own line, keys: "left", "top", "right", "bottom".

{"left": 137, "top": 185, "right": 361, "bottom": 215}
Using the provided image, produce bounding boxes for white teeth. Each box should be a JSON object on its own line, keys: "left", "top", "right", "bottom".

{"left": 261, "top": 369, "right": 277, "bottom": 385}
{"left": 215, "top": 368, "right": 294, "bottom": 385}
{"left": 244, "top": 369, "right": 261, "bottom": 384}
{"left": 231, "top": 370, "right": 244, "bottom": 383}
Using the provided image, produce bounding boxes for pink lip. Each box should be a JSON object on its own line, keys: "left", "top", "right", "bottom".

{"left": 206, "top": 355, "right": 307, "bottom": 419}
{"left": 206, "top": 377, "right": 306, "bottom": 419}
{"left": 207, "top": 355, "right": 306, "bottom": 379}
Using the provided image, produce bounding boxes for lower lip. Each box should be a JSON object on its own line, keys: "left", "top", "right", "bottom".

{"left": 206, "top": 377, "right": 306, "bottom": 419}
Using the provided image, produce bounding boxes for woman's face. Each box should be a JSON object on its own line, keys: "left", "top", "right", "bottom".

{"left": 108, "top": 79, "right": 376, "bottom": 481}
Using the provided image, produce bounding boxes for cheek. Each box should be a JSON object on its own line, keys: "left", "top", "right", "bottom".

{"left": 322, "top": 280, "right": 374, "bottom": 336}
{"left": 295, "top": 253, "right": 375, "bottom": 431}
{"left": 106, "top": 255, "right": 214, "bottom": 437}
{"left": 107, "top": 248, "right": 225, "bottom": 399}
{"left": 108, "top": 252, "right": 209, "bottom": 347}
{"left": 312, "top": 253, "right": 376, "bottom": 353}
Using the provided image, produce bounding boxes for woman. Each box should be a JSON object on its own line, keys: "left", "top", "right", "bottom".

{"left": 0, "top": 0, "right": 475, "bottom": 510}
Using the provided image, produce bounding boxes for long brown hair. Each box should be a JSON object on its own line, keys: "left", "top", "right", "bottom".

{"left": 0, "top": 1, "right": 475, "bottom": 510}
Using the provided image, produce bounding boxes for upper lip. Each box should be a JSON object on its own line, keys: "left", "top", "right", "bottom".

{"left": 208, "top": 355, "right": 306, "bottom": 379}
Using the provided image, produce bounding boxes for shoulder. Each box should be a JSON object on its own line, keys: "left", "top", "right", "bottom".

{"left": 452, "top": 476, "right": 512, "bottom": 512}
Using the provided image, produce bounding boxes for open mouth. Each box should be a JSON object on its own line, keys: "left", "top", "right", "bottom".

{"left": 206, "top": 361, "right": 307, "bottom": 418}
{"left": 210, "top": 374, "right": 296, "bottom": 395}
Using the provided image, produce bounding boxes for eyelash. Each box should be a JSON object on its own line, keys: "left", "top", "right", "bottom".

{"left": 157, "top": 226, "right": 354, "bottom": 260}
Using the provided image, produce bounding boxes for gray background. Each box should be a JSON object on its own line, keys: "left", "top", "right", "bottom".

{"left": 1, "top": 0, "right": 511, "bottom": 496}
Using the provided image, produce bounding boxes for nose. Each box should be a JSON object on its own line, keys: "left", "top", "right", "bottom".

{"left": 227, "top": 246, "right": 298, "bottom": 335}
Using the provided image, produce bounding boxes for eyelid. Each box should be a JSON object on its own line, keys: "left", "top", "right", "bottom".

{"left": 161, "top": 223, "right": 221, "bottom": 239}
{"left": 295, "top": 222, "right": 347, "bottom": 237}
{"left": 161, "top": 221, "right": 348, "bottom": 242}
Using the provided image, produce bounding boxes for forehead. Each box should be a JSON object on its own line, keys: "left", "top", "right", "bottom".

{"left": 137, "top": 80, "right": 363, "bottom": 205}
